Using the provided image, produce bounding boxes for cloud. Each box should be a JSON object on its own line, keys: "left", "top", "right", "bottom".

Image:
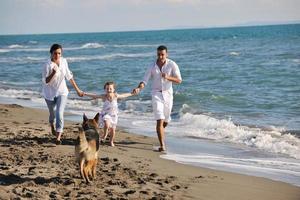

{"left": 23, "top": 0, "right": 65, "bottom": 7}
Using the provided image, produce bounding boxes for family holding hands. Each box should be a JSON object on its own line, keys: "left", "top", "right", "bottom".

{"left": 42, "top": 44, "right": 182, "bottom": 152}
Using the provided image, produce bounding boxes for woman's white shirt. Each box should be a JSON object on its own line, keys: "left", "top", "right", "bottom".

{"left": 42, "top": 57, "right": 73, "bottom": 101}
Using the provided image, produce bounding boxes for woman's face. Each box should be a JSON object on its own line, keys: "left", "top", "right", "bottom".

{"left": 51, "top": 48, "right": 62, "bottom": 62}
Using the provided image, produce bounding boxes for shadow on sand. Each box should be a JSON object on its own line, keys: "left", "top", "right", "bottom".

{"left": 0, "top": 136, "right": 77, "bottom": 146}
{"left": 0, "top": 173, "right": 74, "bottom": 186}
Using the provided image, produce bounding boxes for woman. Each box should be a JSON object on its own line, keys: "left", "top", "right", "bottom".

{"left": 42, "top": 43, "right": 83, "bottom": 144}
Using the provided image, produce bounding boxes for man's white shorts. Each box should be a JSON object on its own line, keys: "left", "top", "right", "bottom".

{"left": 152, "top": 92, "right": 173, "bottom": 122}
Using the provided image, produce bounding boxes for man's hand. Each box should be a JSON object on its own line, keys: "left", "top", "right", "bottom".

{"left": 132, "top": 88, "right": 140, "bottom": 95}
{"left": 161, "top": 73, "right": 168, "bottom": 79}
{"left": 161, "top": 73, "right": 182, "bottom": 84}
{"left": 132, "top": 82, "right": 145, "bottom": 95}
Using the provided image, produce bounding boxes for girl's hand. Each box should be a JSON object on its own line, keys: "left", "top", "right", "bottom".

{"left": 132, "top": 88, "right": 140, "bottom": 95}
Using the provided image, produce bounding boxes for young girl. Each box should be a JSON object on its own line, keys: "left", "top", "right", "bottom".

{"left": 83, "top": 81, "right": 135, "bottom": 147}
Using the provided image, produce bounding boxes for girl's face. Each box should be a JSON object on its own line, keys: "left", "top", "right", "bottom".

{"left": 51, "top": 48, "right": 62, "bottom": 62}
{"left": 105, "top": 84, "right": 115, "bottom": 94}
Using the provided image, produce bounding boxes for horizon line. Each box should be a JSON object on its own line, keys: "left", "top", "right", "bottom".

{"left": 1, "top": 21, "right": 299, "bottom": 37}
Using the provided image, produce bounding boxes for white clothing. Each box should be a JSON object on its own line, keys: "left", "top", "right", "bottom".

{"left": 100, "top": 97, "right": 118, "bottom": 128}
{"left": 152, "top": 92, "right": 173, "bottom": 122}
{"left": 142, "top": 58, "right": 181, "bottom": 122}
{"left": 42, "top": 57, "right": 73, "bottom": 101}
{"left": 142, "top": 58, "right": 182, "bottom": 95}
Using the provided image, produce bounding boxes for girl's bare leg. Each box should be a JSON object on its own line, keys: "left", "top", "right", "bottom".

{"left": 109, "top": 127, "right": 116, "bottom": 147}
{"left": 101, "top": 120, "right": 110, "bottom": 142}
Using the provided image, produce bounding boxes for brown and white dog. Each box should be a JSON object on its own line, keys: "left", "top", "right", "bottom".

{"left": 75, "top": 113, "right": 100, "bottom": 183}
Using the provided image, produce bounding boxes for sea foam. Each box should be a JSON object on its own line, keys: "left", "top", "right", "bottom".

{"left": 169, "top": 111, "right": 300, "bottom": 159}
{"left": 67, "top": 52, "right": 153, "bottom": 62}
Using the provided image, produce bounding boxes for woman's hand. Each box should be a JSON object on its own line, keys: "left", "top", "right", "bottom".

{"left": 77, "top": 90, "right": 84, "bottom": 97}
{"left": 46, "top": 63, "right": 58, "bottom": 84}
{"left": 69, "top": 78, "right": 84, "bottom": 97}
{"left": 51, "top": 62, "right": 59, "bottom": 73}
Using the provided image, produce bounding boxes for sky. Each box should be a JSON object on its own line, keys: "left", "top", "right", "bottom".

{"left": 0, "top": 0, "right": 300, "bottom": 35}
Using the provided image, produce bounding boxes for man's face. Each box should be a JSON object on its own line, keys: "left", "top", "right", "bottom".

{"left": 51, "top": 48, "right": 62, "bottom": 62}
{"left": 157, "top": 50, "right": 168, "bottom": 63}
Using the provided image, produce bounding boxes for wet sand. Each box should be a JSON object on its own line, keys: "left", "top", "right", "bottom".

{"left": 0, "top": 104, "right": 299, "bottom": 200}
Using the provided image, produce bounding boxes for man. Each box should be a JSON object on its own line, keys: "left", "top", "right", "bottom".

{"left": 133, "top": 45, "right": 182, "bottom": 151}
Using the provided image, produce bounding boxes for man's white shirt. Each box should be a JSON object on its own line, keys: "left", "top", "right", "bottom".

{"left": 142, "top": 58, "right": 182, "bottom": 95}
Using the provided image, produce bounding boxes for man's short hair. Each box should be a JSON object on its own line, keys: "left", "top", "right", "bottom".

{"left": 157, "top": 45, "right": 167, "bottom": 52}
{"left": 50, "top": 43, "right": 62, "bottom": 54}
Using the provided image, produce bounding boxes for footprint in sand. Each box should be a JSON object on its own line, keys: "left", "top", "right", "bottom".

{"left": 171, "top": 185, "right": 181, "bottom": 191}
{"left": 124, "top": 189, "right": 136, "bottom": 195}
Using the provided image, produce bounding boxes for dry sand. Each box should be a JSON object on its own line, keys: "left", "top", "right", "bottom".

{"left": 0, "top": 103, "right": 299, "bottom": 200}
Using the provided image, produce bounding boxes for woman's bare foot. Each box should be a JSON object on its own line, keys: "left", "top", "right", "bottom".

{"left": 55, "top": 132, "right": 62, "bottom": 145}
{"left": 50, "top": 124, "right": 56, "bottom": 136}
{"left": 56, "top": 132, "right": 62, "bottom": 141}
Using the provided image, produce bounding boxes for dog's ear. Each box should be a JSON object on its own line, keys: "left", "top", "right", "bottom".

{"left": 83, "top": 113, "right": 88, "bottom": 123}
{"left": 94, "top": 113, "right": 100, "bottom": 124}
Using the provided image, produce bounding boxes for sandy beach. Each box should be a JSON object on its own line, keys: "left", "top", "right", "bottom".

{"left": 0, "top": 103, "right": 299, "bottom": 200}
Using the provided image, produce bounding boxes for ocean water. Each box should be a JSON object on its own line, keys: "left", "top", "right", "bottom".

{"left": 0, "top": 24, "right": 300, "bottom": 186}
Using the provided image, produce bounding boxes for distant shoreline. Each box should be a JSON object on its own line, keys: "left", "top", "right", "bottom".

{"left": 1, "top": 22, "right": 299, "bottom": 36}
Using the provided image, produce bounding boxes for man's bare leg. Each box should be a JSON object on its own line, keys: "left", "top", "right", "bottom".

{"left": 156, "top": 119, "right": 166, "bottom": 151}
{"left": 163, "top": 122, "right": 168, "bottom": 128}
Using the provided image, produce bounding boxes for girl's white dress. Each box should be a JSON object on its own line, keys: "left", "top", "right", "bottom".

{"left": 100, "top": 97, "right": 118, "bottom": 128}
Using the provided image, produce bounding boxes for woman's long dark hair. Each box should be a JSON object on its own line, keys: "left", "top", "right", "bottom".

{"left": 50, "top": 44, "right": 62, "bottom": 54}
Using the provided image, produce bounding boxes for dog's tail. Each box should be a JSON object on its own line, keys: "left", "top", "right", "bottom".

{"left": 77, "top": 127, "right": 89, "bottom": 153}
